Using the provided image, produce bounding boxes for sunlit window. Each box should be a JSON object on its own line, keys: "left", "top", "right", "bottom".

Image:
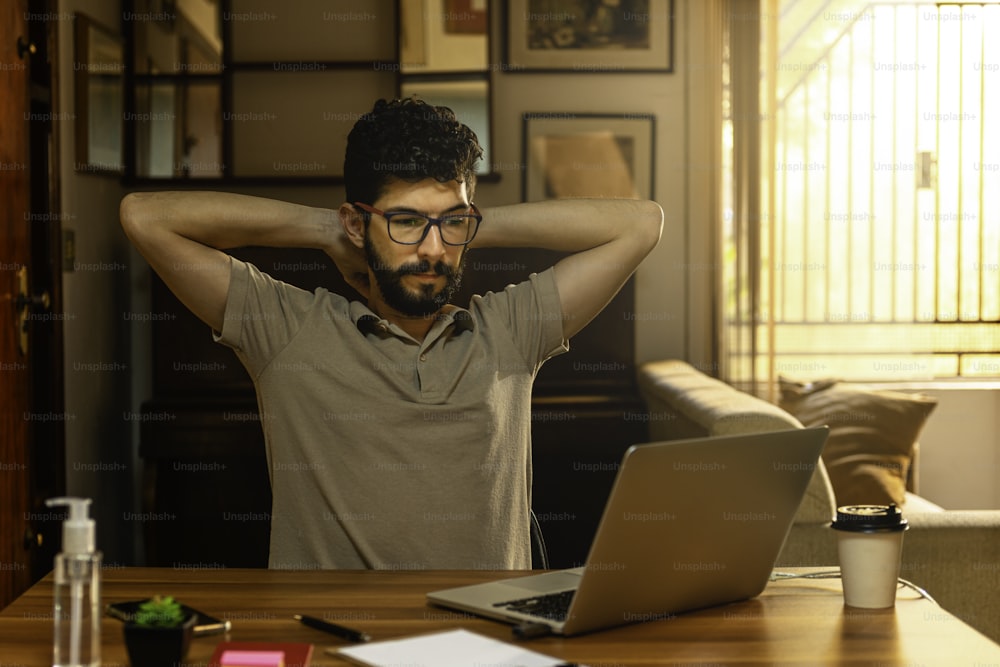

{"left": 742, "top": 2, "right": 1000, "bottom": 383}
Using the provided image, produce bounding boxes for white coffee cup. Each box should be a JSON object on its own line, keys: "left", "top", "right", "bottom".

{"left": 831, "top": 504, "right": 908, "bottom": 608}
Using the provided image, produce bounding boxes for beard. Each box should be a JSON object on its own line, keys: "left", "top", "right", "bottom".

{"left": 364, "top": 234, "right": 465, "bottom": 317}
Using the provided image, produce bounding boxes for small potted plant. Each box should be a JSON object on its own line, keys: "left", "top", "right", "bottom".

{"left": 122, "top": 595, "right": 198, "bottom": 667}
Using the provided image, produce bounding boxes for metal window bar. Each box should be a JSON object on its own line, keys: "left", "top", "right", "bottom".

{"left": 752, "top": 1, "right": 1000, "bottom": 380}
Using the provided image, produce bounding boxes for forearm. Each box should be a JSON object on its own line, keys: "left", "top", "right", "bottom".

{"left": 119, "top": 190, "right": 340, "bottom": 253}
{"left": 474, "top": 198, "right": 663, "bottom": 255}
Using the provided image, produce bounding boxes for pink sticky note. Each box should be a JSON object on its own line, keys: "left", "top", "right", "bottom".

{"left": 219, "top": 650, "right": 286, "bottom": 667}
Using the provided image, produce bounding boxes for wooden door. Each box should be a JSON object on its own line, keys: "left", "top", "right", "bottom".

{"left": 1, "top": 0, "right": 64, "bottom": 610}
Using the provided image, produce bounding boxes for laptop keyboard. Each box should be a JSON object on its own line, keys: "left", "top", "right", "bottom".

{"left": 493, "top": 589, "right": 575, "bottom": 622}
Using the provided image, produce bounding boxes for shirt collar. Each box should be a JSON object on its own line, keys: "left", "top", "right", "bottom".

{"left": 449, "top": 308, "right": 475, "bottom": 332}
{"left": 350, "top": 302, "right": 474, "bottom": 335}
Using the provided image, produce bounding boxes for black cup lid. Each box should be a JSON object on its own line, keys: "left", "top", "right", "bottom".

{"left": 831, "top": 504, "right": 908, "bottom": 532}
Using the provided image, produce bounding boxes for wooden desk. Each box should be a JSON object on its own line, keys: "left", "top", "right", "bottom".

{"left": 1, "top": 567, "right": 998, "bottom": 665}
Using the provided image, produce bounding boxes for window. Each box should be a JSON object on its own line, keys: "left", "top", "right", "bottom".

{"left": 726, "top": 2, "right": 1000, "bottom": 385}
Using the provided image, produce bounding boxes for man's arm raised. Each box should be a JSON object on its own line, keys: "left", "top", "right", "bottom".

{"left": 472, "top": 198, "right": 663, "bottom": 339}
{"left": 119, "top": 191, "right": 362, "bottom": 332}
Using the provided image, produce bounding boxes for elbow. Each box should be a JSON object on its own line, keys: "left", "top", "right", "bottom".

{"left": 119, "top": 192, "right": 143, "bottom": 234}
{"left": 640, "top": 200, "right": 664, "bottom": 253}
{"left": 119, "top": 191, "right": 158, "bottom": 239}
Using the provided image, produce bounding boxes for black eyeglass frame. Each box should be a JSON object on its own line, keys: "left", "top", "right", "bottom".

{"left": 353, "top": 202, "right": 483, "bottom": 246}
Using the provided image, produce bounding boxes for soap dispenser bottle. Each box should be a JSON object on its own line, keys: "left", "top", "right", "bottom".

{"left": 47, "top": 497, "right": 102, "bottom": 667}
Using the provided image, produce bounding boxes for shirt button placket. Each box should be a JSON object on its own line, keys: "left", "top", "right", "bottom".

{"left": 416, "top": 351, "right": 429, "bottom": 395}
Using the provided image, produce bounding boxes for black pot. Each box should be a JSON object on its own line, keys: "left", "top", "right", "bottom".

{"left": 123, "top": 613, "right": 197, "bottom": 667}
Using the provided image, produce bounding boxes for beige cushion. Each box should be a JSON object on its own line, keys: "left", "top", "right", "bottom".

{"left": 778, "top": 378, "right": 937, "bottom": 508}
{"left": 638, "top": 361, "right": 836, "bottom": 523}
{"left": 639, "top": 360, "right": 801, "bottom": 436}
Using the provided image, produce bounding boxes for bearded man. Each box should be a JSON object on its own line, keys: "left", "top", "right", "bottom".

{"left": 120, "top": 97, "right": 662, "bottom": 570}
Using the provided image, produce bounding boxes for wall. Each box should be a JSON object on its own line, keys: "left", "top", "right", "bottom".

{"left": 903, "top": 386, "right": 1000, "bottom": 509}
{"left": 488, "top": 1, "right": 701, "bottom": 366}
{"left": 57, "top": 0, "right": 134, "bottom": 564}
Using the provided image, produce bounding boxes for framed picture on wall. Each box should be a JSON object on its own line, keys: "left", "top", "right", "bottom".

{"left": 522, "top": 112, "right": 654, "bottom": 202}
{"left": 505, "top": 0, "right": 673, "bottom": 72}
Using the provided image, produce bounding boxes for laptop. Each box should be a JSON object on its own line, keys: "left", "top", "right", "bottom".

{"left": 427, "top": 426, "right": 829, "bottom": 636}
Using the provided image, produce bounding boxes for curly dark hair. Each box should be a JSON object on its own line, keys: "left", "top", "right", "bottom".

{"left": 344, "top": 97, "right": 483, "bottom": 207}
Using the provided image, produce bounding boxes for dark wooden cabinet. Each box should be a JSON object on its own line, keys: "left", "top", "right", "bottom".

{"left": 140, "top": 247, "right": 647, "bottom": 569}
{"left": 140, "top": 398, "right": 270, "bottom": 568}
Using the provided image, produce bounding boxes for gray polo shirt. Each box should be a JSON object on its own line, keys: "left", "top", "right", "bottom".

{"left": 216, "top": 258, "right": 568, "bottom": 570}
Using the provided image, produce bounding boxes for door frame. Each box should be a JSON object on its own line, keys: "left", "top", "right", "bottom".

{"left": 27, "top": 0, "right": 67, "bottom": 589}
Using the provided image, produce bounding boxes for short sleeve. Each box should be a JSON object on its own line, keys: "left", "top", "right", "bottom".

{"left": 213, "top": 258, "right": 319, "bottom": 377}
{"left": 477, "top": 267, "right": 569, "bottom": 369}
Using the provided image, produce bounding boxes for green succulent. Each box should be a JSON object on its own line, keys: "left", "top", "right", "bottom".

{"left": 133, "top": 595, "right": 187, "bottom": 628}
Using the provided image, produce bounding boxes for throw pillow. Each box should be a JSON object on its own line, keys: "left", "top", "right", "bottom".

{"left": 778, "top": 378, "right": 937, "bottom": 507}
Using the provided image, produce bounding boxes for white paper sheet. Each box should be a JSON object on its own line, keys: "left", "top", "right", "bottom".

{"left": 334, "top": 628, "right": 579, "bottom": 667}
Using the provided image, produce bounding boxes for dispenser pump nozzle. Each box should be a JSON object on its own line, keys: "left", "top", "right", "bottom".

{"left": 46, "top": 497, "right": 95, "bottom": 555}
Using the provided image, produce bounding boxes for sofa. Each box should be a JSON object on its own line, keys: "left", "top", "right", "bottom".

{"left": 637, "top": 359, "right": 1000, "bottom": 644}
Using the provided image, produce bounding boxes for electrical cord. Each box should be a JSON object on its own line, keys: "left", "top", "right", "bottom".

{"left": 770, "top": 569, "right": 939, "bottom": 605}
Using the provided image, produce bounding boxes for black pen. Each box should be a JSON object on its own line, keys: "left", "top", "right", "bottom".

{"left": 293, "top": 614, "right": 371, "bottom": 643}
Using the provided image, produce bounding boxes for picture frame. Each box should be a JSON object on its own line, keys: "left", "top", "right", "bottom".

{"left": 505, "top": 0, "right": 673, "bottom": 72}
{"left": 522, "top": 112, "right": 654, "bottom": 202}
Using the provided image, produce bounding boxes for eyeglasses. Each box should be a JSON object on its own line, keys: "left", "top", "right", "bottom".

{"left": 353, "top": 202, "right": 482, "bottom": 246}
